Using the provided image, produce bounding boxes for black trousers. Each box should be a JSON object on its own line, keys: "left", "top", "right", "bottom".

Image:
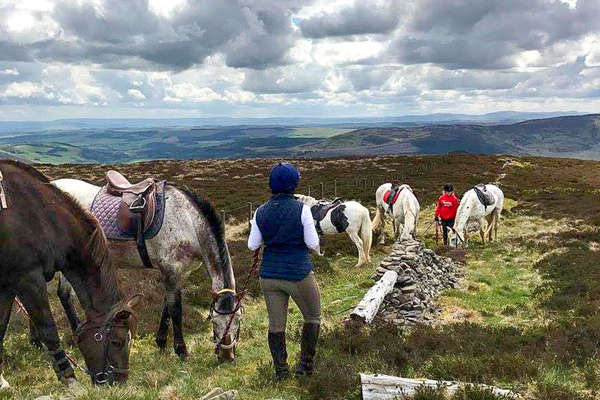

{"left": 441, "top": 219, "right": 455, "bottom": 245}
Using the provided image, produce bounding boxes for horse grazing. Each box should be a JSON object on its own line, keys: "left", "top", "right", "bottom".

{"left": 0, "top": 160, "right": 139, "bottom": 388}
{"left": 450, "top": 184, "right": 504, "bottom": 246}
{"left": 49, "top": 177, "right": 240, "bottom": 361}
{"left": 294, "top": 194, "right": 372, "bottom": 267}
{"left": 372, "top": 183, "right": 420, "bottom": 243}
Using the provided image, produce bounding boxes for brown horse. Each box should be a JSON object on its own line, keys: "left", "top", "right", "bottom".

{"left": 0, "top": 160, "right": 140, "bottom": 388}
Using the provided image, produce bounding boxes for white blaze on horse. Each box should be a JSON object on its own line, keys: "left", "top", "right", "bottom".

{"left": 451, "top": 184, "right": 504, "bottom": 246}
{"left": 50, "top": 174, "right": 240, "bottom": 361}
{"left": 372, "top": 183, "right": 420, "bottom": 243}
{"left": 294, "top": 194, "right": 372, "bottom": 267}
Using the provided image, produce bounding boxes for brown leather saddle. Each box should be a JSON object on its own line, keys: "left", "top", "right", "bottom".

{"left": 105, "top": 170, "right": 164, "bottom": 268}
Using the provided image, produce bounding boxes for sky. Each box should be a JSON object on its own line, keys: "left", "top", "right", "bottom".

{"left": 0, "top": 0, "right": 599, "bottom": 121}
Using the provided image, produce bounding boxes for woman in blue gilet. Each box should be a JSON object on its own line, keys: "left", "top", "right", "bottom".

{"left": 248, "top": 162, "right": 321, "bottom": 380}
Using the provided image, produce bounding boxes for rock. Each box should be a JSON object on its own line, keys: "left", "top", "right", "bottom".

{"left": 373, "top": 238, "right": 462, "bottom": 327}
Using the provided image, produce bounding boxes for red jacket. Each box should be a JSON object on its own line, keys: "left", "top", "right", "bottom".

{"left": 434, "top": 193, "right": 459, "bottom": 220}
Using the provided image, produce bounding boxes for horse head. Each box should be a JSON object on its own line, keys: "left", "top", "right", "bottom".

{"left": 210, "top": 290, "right": 241, "bottom": 362}
{"left": 76, "top": 294, "right": 141, "bottom": 385}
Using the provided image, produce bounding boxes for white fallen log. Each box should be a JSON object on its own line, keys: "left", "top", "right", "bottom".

{"left": 360, "top": 374, "right": 517, "bottom": 399}
{"left": 350, "top": 270, "right": 398, "bottom": 324}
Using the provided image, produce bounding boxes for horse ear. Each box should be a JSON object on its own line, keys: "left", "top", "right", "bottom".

{"left": 109, "top": 293, "right": 143, "bottom": 321}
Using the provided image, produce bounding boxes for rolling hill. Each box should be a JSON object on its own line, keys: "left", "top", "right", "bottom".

{"left": 0, "top": 114, "right": 598, "bottom": 163}
{"left": 296, "top": 114, "right": 600, "bottom": 159}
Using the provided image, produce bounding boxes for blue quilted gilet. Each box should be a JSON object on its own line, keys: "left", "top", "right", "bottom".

{"left": 256, "top": 193, "right": 312, "bottom": 281}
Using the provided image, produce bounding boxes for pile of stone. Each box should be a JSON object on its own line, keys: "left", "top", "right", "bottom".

{"left": 371, "top": 238, "right": 462, "bottom": 326}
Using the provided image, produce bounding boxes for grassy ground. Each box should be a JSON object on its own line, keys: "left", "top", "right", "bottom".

{"left": 2, "top": 154, "right": 600, "bottom": 399}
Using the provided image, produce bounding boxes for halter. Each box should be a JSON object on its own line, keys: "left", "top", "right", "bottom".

{"left": 209, "top": 248, "right": 262, "bottom": 356}
{"left": 74, "top": 293, "right": 140, "bottom": 385}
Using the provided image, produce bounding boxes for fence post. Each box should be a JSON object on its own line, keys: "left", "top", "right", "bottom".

{"left": 248, "top": 202, "right": 254, "bottom": 222}
{"left": 221, "top": 210, "right": 226, "bottom": 230}
{"left": 308, "top": 184, "right": 311, "bottom": 197}
{"left": 321, "top": 182, "right": 324, "bottom": 199}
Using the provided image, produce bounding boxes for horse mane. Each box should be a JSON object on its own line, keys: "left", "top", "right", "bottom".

{"left": 0, "top": 160, "right": 119, "bottom": 300}
{"left": 173, "top": 185, "right": 232, "bottom": 290}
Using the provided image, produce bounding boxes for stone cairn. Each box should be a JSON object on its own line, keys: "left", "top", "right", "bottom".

{"left": 371, "top": 238, "right": 462, "bottom": 326}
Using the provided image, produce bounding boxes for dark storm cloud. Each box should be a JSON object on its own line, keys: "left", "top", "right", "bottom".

{"left": 300, "top": 0, "right": 401, "bottom": 38}
{"left": 386, "top": 0, "right": 600, "bottom": 70}
{"left": 0, "top": 0, "right": 309, "bottom": 71}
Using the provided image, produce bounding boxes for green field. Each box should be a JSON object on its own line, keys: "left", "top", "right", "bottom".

{"left": 1, "top": 155, "right": 599, "bottom": 399}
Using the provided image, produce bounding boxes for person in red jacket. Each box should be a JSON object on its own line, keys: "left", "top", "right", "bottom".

{"left": 434, "top": 184, "right": 460, "bottom": 245}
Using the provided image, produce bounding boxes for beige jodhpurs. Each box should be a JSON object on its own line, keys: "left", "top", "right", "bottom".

{"left": 260, "top": 272, "right": 321, "bottom": 332}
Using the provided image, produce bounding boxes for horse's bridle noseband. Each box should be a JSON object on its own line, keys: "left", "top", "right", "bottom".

{"left": 209, "top": 288, "right": 241, "bottom": 354}
{"left": 75, "top": 314, "right": 131, "bottom": 384}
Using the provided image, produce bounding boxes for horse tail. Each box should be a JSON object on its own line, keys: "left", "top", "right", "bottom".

{"left": 361, "top": 208, "right": 373, "bottom": 261}
{"left": 372, "top": 204, "right": 385, "bottom": 232}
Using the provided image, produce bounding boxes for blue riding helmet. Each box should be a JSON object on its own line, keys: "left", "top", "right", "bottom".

{"left": 269, "top": 162, "right": 300, "bottom": 194}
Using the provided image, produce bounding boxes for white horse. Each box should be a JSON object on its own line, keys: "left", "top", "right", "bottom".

{"left": 48, "top": 178, "right": 241, "bottom": 361}
{"left": 372, "top": 183, "right": 420, "bottom": 243}
{"left": 450, "top": 184, "right": 504, "bottom": 246}
{"left": 294, "top": 194, "right": 372, "bottom": 267}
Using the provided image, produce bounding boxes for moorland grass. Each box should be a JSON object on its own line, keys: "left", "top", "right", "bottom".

{"left": 2, "top": 155, "right": 600, "bottom": 399}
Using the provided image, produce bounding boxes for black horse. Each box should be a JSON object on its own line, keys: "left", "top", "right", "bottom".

{"left": 0, "top": 160, "right": 140, "bottom": 387}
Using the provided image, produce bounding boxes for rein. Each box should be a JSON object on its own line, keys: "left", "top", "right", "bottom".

{"left": 210, "top": 248, "right": 262, "bottom": 354}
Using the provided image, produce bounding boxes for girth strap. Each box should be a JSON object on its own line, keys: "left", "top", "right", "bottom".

{"left": 0, "top": 170, "right": 7, "bottom": 210}
{"left": 130, "top": 194, "right": 153, "bottom": 269}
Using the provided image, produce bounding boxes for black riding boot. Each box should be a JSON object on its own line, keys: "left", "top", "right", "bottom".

{"left": 268, "top": 331, "right": 289, "bottom": 381}
{"left": 295, "top": 323, "right": 320, "bottom": 377}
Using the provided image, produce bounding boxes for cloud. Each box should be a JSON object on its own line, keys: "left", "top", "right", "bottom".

{"left": 1, "top": 0, "right": 600, "bottom": 118}
{"left": 0, "top": 0, "right": 307, "bottom": 71}
{"left": 242, "top": 65, "right": 327, "bottom": 94}
{"left": 389, "top": 0, "right": 600, "bottom": 70}
{"left": 300, "top": 0, "right": 401, "bottom": 38}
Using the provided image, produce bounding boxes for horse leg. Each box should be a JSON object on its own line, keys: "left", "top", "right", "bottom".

{"left": 160, "top": 272, "right": 187, "bottom": 360}
{"left": 155, "top": 295, "right": 170, "bottom": 351}
{"left": 0, "top": 293, "right": 13, "bottom": 391}
{"left": 169, "top": 289, "right": 187, "bottom": 360}
{"left": 28, "top": 312, "right": 43, "bottom": 348}
{"left": 486, "top": 214, "right": 495, "bottom": 242}
{"left": 57, "top": 275, "right": 80, "bottom": 339}
{"left": 348, "top": 231, "right": 366, "bottom": 267}
{"left": 16, "top": 278, "right": 77, "bottom": 387}
{"left": 479, "top": 217, "right": 486, "bottom": 244}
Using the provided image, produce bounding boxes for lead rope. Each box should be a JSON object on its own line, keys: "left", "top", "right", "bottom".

{"left": 215, "top": 248, "right": 262, "bottom": 352}
{"left": 13, "top": 297, "right": 89, "bottom": 375}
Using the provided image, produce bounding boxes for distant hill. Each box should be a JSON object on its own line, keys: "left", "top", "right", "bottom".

{"left": 0, "top": 111, "right": 584, "bottom": 134}
{"left": 0, "top": 114, "right": 598, "bottom": 163}
{"left": 296, "top": 114, "right": 600, "bottom": 159}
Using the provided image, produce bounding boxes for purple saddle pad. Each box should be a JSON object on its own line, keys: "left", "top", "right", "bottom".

{"left": 90, "top": 184, "right": 166, "bottom": 241}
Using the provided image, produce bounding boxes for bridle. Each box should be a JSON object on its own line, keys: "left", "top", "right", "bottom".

{"left": 208, "top": 248, "right": 262, "bottom": 356}
{"left": 75, "top": 309, "right": 134, "bottom": 384}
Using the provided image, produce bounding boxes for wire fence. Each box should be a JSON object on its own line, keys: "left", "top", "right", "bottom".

{"left": 218, "top": 158, "right": 441, "bottom": 226}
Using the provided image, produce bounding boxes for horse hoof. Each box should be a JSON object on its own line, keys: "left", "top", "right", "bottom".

{"left": 174, "top": 344, "right": 189, "bottom": 360}
{"left": 156, "top": 337, "right": 168, "bottom": 350}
